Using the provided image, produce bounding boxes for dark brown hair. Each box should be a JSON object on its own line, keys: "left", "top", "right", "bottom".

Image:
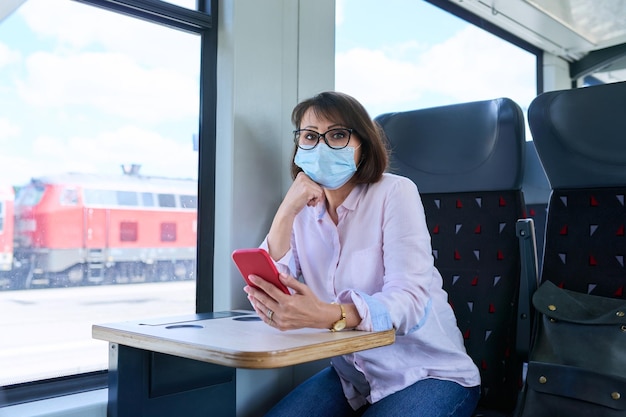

{"left": 290, "top": 91, "right": 389, "bottom": 183}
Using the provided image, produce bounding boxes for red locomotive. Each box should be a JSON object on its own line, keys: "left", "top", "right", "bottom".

{"left": 0, "top": 185, "right": 15, "bottom": 288}
{"left": 11, "top": 170, "right": 197, "bottom": 288}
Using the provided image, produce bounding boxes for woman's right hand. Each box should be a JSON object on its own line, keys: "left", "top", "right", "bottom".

{"left": 281, "top": 172, "right": 325, "bottom": 215}
{"left": 266, "top": 172, "right": 324, "bottom": 261}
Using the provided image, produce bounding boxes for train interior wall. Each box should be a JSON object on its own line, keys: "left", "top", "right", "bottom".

{"left": 1, "top": 0, "right": 572, "bottom": 415}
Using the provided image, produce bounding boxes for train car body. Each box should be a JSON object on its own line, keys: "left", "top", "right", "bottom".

{"left": 0, "top": 185, "right": 15, "bottom": 287}
{"left": 12, "top": 173, "right": 197, "bottom": 287}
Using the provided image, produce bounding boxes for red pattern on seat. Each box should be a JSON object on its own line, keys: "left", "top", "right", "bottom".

{"left": 423, "top": 190, "right": 525, "bottom": 412}
{"left": 542, "top": 188, "right": 626, "bottom": 297}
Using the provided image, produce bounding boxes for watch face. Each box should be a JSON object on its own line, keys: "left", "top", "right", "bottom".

{"left": 333, "top": 319, "right": 346, "bottom": 332}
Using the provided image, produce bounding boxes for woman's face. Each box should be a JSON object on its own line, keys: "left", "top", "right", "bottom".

{"left": 299, "top": 108, "right": 362, "bottom": 165}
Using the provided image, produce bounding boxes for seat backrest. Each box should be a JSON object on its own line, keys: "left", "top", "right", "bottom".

{"left": 376, "top": 98, "right": 526, "bottom": 414}
{"left": 528, "top": 81, "right": 626, "bottom": 298}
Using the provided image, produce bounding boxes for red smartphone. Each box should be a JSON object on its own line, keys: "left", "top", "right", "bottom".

{"left": 231, "top": 248, "right": 290, "bottom": 295}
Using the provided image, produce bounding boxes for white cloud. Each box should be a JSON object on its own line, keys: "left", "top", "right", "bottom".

{"left": 418, "top": 26, "right": 536, "bottom": 104}
{"left": 336, "top": 47, "right": 424, "bottom": 114}
{"left": 0, "top": 118, "right": 21, "bottom": 143}
{"left": 0, "top": 154, "right": 32, "bottom": 186}
{"left": 0, "top": 0, "right": 200, "bottom": 186}
{"left": 15, "top": 0, "right": 200, "bottom": 124}
{"left": 0, "top": 42, "right": 21, "bottom": 68}
{"left": 0, "top": 125, "right": 197, "bottom": 186}
{"left": 17, "top": 51, "right": 198, "bottom": 123}
{"left": 90, "top": 126, "right": 198, "bottom": 179}
{"left": 19, "top": 0, "right": 200, "bottom": 77}
{"left": 336, "top": 25, "right": 536, "bottom": 116}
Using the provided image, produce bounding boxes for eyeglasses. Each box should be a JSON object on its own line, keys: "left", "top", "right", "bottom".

{"left": 293, "top": 128, "right": 354, "bottom": 150}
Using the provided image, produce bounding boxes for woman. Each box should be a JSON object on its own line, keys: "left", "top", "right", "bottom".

{"left": 244, "top": 91, "right": 480, "bottom": 416}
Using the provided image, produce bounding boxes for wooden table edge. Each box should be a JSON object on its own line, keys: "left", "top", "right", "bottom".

{"left": 93, "top": 325, "right": 395, "bottom": 369}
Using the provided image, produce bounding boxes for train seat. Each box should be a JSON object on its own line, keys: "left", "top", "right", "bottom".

{"left": 522, "top": 80, "right": 626, "bottom": 416}
{"left": 528, "top": 81, "right": 626, "bottom": 299}
{"left": 375, "top": 97, "right": 527, "bottom": 417}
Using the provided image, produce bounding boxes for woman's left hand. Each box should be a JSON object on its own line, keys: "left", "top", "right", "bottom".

{"left": 244, "top": 273, "right": 328, "bottom": 331}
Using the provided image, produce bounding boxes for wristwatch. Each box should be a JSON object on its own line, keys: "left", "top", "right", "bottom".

{"left": 330, "top": 303, "right": 346, "bottom": 332}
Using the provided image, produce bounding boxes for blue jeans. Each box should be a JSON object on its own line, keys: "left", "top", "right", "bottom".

{"left": 264, "top": 366, "right": 480, "bottom": 417}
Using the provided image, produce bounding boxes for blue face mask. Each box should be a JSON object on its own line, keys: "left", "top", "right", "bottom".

{"left": 294, "top": 145, "right": 359, "bottom": 190}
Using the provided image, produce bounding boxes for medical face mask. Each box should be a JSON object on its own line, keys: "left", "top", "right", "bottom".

{"left": 294, "top": 144, "right": 359, "bottom": 190}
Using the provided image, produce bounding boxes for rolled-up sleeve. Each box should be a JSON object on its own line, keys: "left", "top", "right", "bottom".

{"left": 336, "top": 289, "right": 393, "bottom": 332}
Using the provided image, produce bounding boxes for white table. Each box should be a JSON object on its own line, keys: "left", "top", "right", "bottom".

{"left": 93, "top": 310, "right": 395, "bottom": 417}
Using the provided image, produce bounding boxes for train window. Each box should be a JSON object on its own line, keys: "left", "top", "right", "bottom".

{"left": 141, "top": 192, "right": 156, "bottom": 207}
{"left": 180, "top": 194, "right": 198, "bottom": 209}
{"left": 335, "top": 0, "right": 538, "bottom": 129}
{"left": 158, "top": 193, "right": 177, "bottom": 208}
{"left": 14, "top": 184, "right": 45, "bottom": 207}
{"left": 120, "top": 221, "right": 138, "bottom": 242}
{"left": 117, "top": 190, "right": 139, "bottom": 206}
{"left": 0, "top": 0, "right": 213, "bottom": 402}
{"left": 60, "top": 188, "right": 78, "bottom": 206}
{"left": 160, "top": 222, "right": 177, "bottom": 242}
{"left": 84, "top": 189, "right": 117, "bottom": 206}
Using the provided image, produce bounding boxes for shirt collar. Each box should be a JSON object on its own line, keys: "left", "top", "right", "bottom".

{"left": 312, "top": 183, "right": 366, "bottom": 220}
{"left": 341, "top": 182, "right": 366, "bottom": 211}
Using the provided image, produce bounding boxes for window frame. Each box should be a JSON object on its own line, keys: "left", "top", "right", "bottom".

{"left": 0, "top": 0, "right": 217, "bottom": 406}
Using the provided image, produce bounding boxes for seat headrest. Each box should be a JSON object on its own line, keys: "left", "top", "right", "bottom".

{"left": 528, "top": 81, "right": 626, "bottom": 189}
{"left": 375, "top": 98, "right": 525, "bottom": 193}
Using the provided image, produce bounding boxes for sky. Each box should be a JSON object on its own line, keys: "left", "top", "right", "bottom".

{"left": 0, "top": 0, "right": 201, "bottom": 186}
{"left": 0, "top": 0, "right": 537, "bottom": 187}
{"left": 335, "top": 0, "right": 537, "bottom": 119}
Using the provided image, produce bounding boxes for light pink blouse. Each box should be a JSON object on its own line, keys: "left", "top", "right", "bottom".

{"left": 261, "top": 173, "right": 480, "bottom": 409}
